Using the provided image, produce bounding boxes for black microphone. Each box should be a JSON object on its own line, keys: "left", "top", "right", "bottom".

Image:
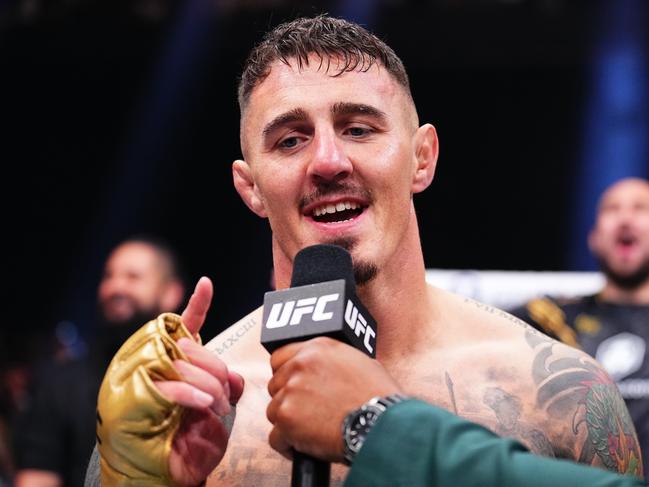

{"left": 261, "top": 244, "right": 377, "bottom": 356}
{"left": 260, "top": 244, "right": 378, "bottom": 487}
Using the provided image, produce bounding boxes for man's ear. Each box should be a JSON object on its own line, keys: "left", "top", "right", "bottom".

{"left": 411, "top": 124, "right": 439, "bottom": 194}
{"left": 232, "top": 159, "right": 267, "bottom": 217}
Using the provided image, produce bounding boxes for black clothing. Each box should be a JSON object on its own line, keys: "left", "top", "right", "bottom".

{"left": 12, "top": 325, "right": 135, "bottom": 487}
{"left": 13, "top": 356, "right": 102, "bottom": 487}
{"left": 511, "top": 295, "right": 649, "bottom": 480}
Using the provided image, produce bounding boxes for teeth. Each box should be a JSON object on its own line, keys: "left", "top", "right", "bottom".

{"left": 313, "top": 201, "right": 360, "bottom": 217}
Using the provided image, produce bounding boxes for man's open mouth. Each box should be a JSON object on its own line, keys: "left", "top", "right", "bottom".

{"left": 616, "top": 233, "right": 637, "bottom": 251}
{"left": 310, "top": 200, "right": 366, "bottom": 223}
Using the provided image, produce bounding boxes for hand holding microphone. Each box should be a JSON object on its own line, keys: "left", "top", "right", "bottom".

{"left": 266, "top": 337, "right": 403, "bottom": 462}
{"left": 261, "top": 244, "right": 402, "bottom": 478}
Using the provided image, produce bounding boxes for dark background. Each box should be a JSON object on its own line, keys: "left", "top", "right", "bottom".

{"left": 1, "top": 0, "right": 647, "bottom": 342}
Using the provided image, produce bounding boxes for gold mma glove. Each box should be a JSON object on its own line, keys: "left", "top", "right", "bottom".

{"left": 96, "top": 312, "right": 199, "bottom": 486}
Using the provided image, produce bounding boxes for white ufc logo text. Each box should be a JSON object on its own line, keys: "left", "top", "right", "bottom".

{"left": 265, "top": 294, "right": 340, "bottom": 329}
{"left": 344, "top": 300, "right": 376, "bottom": 354}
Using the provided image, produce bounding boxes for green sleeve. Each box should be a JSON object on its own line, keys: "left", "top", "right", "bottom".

{"left": 344, "top": 399, "right": 645, "bottom": 487}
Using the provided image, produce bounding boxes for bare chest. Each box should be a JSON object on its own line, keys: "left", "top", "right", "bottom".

{"left": 203, "top": 309, "right": 573, "bottom": 485}
{"left": 205, "top": 353, "right": 557, "bottom": 487}
{"left": 383, "top": 351, "right": 561, "bottom": 457}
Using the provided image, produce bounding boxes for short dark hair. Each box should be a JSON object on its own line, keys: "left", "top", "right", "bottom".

{"left": 115, "top": 234, "right": 186, "bottom": 286}
{"left": 238, "top": 15, "right": 411, "bottom": 111}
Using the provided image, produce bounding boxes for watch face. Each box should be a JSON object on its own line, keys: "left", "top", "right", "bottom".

{"left": 348, "top": 405, "right": 383, "bottom": 454}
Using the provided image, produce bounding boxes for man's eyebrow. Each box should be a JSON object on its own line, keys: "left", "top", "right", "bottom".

{"left": 262, "top": 108, "right": 308, "bottom": 138}
{"left": 331, "top": 102, "right": 387, "bottom": 122}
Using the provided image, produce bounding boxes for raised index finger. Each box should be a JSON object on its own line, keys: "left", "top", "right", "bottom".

{"left": 181, "top": 276, "right": 213, "bottom": 336}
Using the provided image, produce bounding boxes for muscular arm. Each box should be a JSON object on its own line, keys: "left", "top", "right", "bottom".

{"left": 463, "top": 298, "right": 642, "bottom": 476}
{"left": 348, "top": 399, "right": 645, "bottom": 487}
{"left": 527, "top": 329, "right": 643, "bottom": 476}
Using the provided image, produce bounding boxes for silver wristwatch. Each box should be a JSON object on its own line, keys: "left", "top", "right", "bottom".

{"left": 341, "top": 393, "right": 409, "bottom": 465}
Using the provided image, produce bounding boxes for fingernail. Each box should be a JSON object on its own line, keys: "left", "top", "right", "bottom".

{"left": 177, "top": 338, "right": 192, "bottom": 350}
{"left": 193, "top": 389, "right": 213, "bottom": 408}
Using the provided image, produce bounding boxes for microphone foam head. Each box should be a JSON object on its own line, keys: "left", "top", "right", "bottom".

{"left": 290, "top": 244, "right": 355, "bottom": 288}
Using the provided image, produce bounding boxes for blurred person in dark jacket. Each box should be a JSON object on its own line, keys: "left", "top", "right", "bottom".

{"left": 13, "top": 236, "right": 186, "bottom": 487}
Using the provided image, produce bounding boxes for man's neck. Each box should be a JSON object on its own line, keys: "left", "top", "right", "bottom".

{"left": 271, "top": 222, "right": 437, "bottom": 359}
{"left": 342, "top": 227, "right": 437, "bottom": 361}
{"left": 599, "top": 278, "right": 649, "bottom": 305}
{"left": 357, "top": 268, "right": 436, "bottom": 362}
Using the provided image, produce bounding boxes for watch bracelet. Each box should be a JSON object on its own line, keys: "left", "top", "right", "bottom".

{"left": 342, "top": 393, "right": 410, "bottom": 465}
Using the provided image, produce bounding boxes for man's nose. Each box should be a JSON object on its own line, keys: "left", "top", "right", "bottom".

{"left": 618, "top": 205, "right": 636, "bottom": 223}
{"left": 103, "top": 276, "right": 128, "bottom": 294}
{"left": 307, "top": 129, "right": 353, "bottom": 183}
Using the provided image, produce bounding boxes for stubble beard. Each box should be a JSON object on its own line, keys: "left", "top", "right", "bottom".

{"left": 98, "top": 296, "right": 161, "bottom": 329}
{"left": 327, "top": 237, "right": 378, "bottom": 286}
{"left": 597, "top": 254, "right": 649, "bottom": 290}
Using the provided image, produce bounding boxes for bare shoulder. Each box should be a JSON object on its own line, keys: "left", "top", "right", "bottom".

{"left": 428, "top": 288, "right": 642, "bottom": 476}
{"left": 438, "top": 288, "right": 546, "bottom": 341}
{"left": 204, "top": 306, "right": 266, "bottom": 363}
{"left": 204, "top": 306, "right": 272, "bottom": 419}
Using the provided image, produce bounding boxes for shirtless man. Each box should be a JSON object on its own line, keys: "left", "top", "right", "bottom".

{"left": 92, "top": 15, "right": 642, "bottom": 487}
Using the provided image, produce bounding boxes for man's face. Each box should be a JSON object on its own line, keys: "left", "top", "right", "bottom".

{"left": 98, "top": 242, "right": 169, "bottom": 325}
{"left": 589, "top": 179, "right": 649, "bottom": 288}
{"left": 238, "top": 57, "right": 429, "bottom": 284}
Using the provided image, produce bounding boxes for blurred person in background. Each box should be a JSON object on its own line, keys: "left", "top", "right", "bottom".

{"left": 512, "top": 177, "right": 649, "bottom": 480}
{"left": 0, "top": 328, "right": 52, "bottom": 486}
{"left": 13, "top": 236, "right": 186, "bottom": 487}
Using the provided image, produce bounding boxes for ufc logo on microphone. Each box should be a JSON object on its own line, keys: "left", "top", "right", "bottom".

{"left": 345, "top": 300, "right": 376, "bottom": 354}
{"left": 265, "top": 294, "right": 340, "bottom": 329}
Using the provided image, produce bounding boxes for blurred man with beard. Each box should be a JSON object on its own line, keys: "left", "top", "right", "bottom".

{"left": 512, "top": 177, "right": 649, "bottom": 479}
{"left": 13, "top": 237, "right": 185, "bottom": 487}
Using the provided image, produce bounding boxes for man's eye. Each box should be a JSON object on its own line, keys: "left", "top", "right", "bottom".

{"left": 347, "top": 126, "right": 370, "bottom": 137}
{"left": 279, "top": 137, "right": 299, "bottom": 149}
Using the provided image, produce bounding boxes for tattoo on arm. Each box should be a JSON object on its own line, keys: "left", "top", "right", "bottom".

{"left": 463, "top": 297, "right": 642, "bottom": 474}
{"left": 531, "top": 339, "right": 643, "bottom": 476}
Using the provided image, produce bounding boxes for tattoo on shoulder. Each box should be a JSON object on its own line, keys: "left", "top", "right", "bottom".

{"left": 529, "top": 338, "right": 643, "bottom": 476}
{"left": 208, "top": 315, "right": 258, "bottom": 356}
{"left": 479, "top": 383, "right": 555, "bottom": 457}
